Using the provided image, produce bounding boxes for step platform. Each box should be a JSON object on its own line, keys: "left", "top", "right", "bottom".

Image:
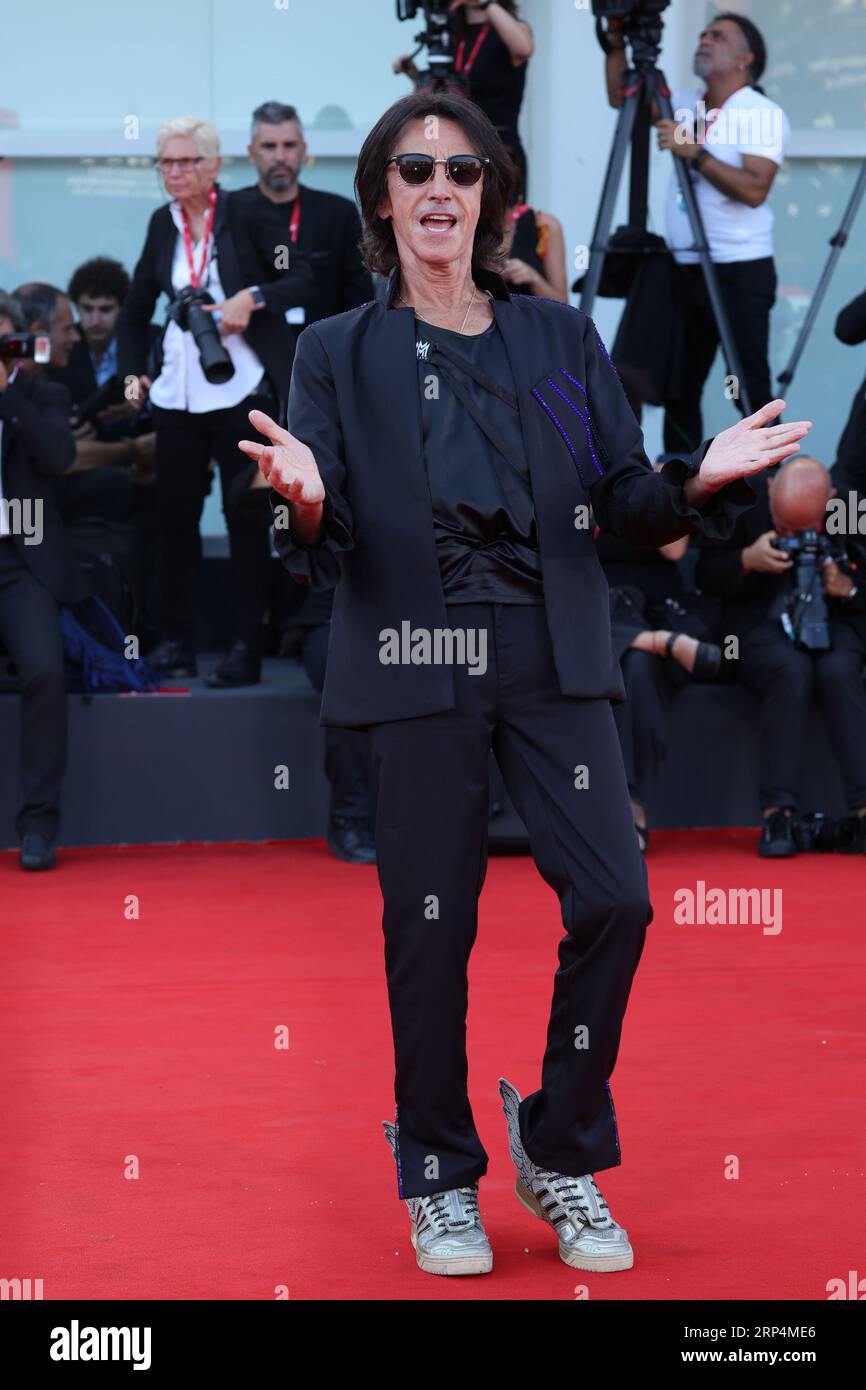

{"left": 0, "top": 656, "right": 850, "bottom": 850}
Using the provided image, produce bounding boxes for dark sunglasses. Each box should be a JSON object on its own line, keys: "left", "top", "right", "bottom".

{"left": 386, "top": 154, "right": 490, "bottom": 187}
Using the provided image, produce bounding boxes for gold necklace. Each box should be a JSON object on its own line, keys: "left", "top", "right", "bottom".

{"left": 396, "top": 282, "right": 478, "bottom": 334}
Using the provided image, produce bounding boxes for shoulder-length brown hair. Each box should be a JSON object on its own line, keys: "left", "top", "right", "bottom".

{"left": 354, "top": 91, "right": 519, "bottom": 278}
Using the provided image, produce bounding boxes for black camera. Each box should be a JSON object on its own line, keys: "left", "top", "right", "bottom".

{"left": 0, "top": 331, "right": 52, "bottom": 365}
{"left": 396, "top": 0, "right": 467, "bottom": 93}
{"left": 166, "top": 287, "right": 234, "bottom": 385}
{"left": 770, "top": 529, "right": 855, "bottom": 651}
{"left": 592, "top": 0, "right": 669, "bottom": 15}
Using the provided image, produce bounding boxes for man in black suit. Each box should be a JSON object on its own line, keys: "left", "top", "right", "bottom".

{"left": 230, "top": 101, "right": 378, "bottom": 862}
{"left": 0, "top": 289, "right": 88, "bottom": 869}
{"left": 233, "top": 101, "right": 374, "bottom": 333}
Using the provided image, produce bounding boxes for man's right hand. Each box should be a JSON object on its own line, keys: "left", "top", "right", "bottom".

{"left": 0, "top": 358, "right": 8, "bottom": 392}
{"left": 742, "top": 530, "right": 795, "bottom": 574}
{"left": 239, "top": 409, "right": 326, "bottom": 509}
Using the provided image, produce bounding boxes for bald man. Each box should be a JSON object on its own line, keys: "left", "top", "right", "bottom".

{"left": 697, "top": 456, "right": 866, "bottom": 855}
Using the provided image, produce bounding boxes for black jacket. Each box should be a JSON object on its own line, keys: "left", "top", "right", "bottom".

{"left": 833, "top": 288, "right": 866, "bottom": 489}
{"left": 0, "top": 371, "right": 89, "bottom": 605}
{"left": 229, "top": 183, "right": 374, "bottom": 327}
{"left": 117, "top": 185, "right": 319, "bottom": 407}
{"left": 272, "top": 267, "right": 757, "bottom": 727}
{"left": 696, "top": 468, "right": 866, "bottom": 644}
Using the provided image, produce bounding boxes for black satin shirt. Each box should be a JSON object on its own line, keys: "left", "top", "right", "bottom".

{"left": 414, "top": 314, "right": 545, "bottom": 603}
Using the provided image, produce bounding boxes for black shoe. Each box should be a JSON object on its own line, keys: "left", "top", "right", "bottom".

{"left": 835, "top": 814, "right": 866, "bottom": 854}
{"left": 758, "top": 808, "right": 798, "bottom": 858}
{"left": 326, "top": 817, "right": 376, "bottom": 864}
{"left": 148, "top": 640, "right": 198, "bottom": 679}
{"left": 20, "top": 832, "right": 57, "bottom": 871}
{"left": 205, "top": 642, "right": 262, "bottom": 689}
{"left": 665, "top": 632, "right": 722, "bottom": 680}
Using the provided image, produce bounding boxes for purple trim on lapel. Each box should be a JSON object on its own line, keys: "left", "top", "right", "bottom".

{"left": 531, "top": 386, "right": 592, "bottom": 490}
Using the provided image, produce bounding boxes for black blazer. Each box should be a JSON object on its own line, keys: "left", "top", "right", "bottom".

{"left": 0, "top": 372, "right": 89, "bottom": 605}
{"left": 230, "top": 183, "right": 374, "bottom": 326}
{"left": 273, "top": 267, "right": 757, "bottom": 728}
{"left": 117, "top": 185, "right": 319, "bottom": 406}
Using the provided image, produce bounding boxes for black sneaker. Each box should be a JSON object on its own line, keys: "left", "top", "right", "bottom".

{"left": 835, "top": 814, "right": 866, "bottom": 854}
{"left": 758, "top": 808, "right": 798, "bottom": 858}
{"left": 148, "top": 640, "right": 197, "bottom": 679}
{"left": 205, "top": 642, "right": 262, "bottom": 688}
{"left": 20, "top": 832, "right": 57, "bottom": 871}
{"left": 326, "top": 817, "right": 376, "bottom": 864}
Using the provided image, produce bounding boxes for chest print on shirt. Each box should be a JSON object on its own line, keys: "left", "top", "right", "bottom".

{"left": 416, "top": 340, "right": 432, "bottom": 361}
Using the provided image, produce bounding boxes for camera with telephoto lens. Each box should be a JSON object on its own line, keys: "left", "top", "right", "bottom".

{"left": 0, "top": 331, "right": 52, "bottom": 365}
{"left": 166, "top": 286, "right": 234, "bottom": 385}
{"left": 769, "top": 529, "right": 855, "bottom": 651}
{"left": 592, "top": 0, "right": 670, "bottom": 67}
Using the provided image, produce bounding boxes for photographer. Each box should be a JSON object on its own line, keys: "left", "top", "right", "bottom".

{"left": 697, "top": 456, "right": 866, "bottom": 856}
{"left": 55, "top": 257, "right": 157, "bottom": 492}
{"left": 394, "top": 1, "right": 533, "bottom": 198}
{"left": 604, "top": 11, "right": 789, "bottom": 455}
{"left": 0, "top": 290, "right": 89, "bottom": 871}
{"left": 118, "top": 116, "right": 318, "bottom": 687}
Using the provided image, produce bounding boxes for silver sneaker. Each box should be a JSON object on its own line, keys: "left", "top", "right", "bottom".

{"left": 498, "top": 1077, "right": 634, "bottom": 1272}
{"left": 382, "top": 1121, "right": 493, "bottom": 1276}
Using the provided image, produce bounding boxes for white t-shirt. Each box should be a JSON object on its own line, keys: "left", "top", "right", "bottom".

{"left": 664, "top": 86, "right": 790, "bottom": 265}
{"left": 149, "top": 202, "right": 265, "bottom": 414}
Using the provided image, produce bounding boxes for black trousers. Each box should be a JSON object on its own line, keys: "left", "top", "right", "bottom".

{"left": 367, "top": 602, "right": 651, "bottom": 1199}
{"left": 739, "top": 618, "right": 866, "bottom": 811}
{"left": 663, "top": 257, "right": 777, "bottom": 456}
{"left": 614, "top": 648, "right": 690, "bottom": 807}
{"left": 151, "top": 392, "right": 274, "bottom": 652}
{"left": 0, "top": 540, "right": 66, "bottom": 839}
{"left": 298, "top": 622, "right": 374, "bottom": 822}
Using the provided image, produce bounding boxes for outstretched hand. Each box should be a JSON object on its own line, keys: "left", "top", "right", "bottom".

{"left": 697, "top": 400, "right": 812, "bottom": 493}
{"left": 238, "top": 409, "right": 325, "bottom": 508}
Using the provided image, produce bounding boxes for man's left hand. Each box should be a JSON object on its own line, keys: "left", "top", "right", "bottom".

{"left": 690, "top": 400, "right": 812, "bottom": 501}
{"left": 823, "top": 557, "right": 856, "bottom": 599}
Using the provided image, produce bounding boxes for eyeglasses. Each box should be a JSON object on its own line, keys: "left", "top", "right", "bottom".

{"left": 386, "top": 154, "right": 490, "bottom": 187}
{"left": 154, "top": 157, "right": 206, "bottom": 173}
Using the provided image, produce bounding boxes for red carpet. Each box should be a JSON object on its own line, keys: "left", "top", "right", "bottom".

{"left": 2, "top": 832, "right": 864, "bottom": 1301}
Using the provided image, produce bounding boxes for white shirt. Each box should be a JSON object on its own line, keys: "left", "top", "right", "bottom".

{"left": 665, "top": 86, "right": 790, "bottom": 264}
{"left": 0, "top": 365, "right": 20, "bottom": 539}
{"left": 149, "top": 201, "right": 265, "bottom": 413}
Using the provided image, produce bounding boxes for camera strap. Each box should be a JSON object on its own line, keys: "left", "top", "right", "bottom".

{"left": 180, "top": 185, "right": 218, "bottom": 289}
{"left": 455, "top": 24, "right": 489, "bottom": 76}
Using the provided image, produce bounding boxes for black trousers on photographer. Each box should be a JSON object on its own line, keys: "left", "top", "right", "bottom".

{"left": 664, "top": 257, "right": 777, "bottom": 456}
{"left": 0, "top": 539, "right": 66, "bottom": 839}
{"left": 739, "top": 617, "right": 866, "bottom": 811}
{"left": 151, "top": 388, "right": 275, "bottom": 654}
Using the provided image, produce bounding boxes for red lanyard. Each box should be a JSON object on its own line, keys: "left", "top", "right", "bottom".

{"left": 289, "top": 192, "right": 301, "bottom": 245}
{"left": 180, "top": 185, "right": 217, "bottom": 289}
{"left": 456, "top": 24, "right": 489, "bottom": 76}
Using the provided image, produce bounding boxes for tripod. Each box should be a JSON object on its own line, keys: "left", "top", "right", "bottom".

{"left": 580, "top": 27, "right": 752, "bottom": 417}
{"left": 777, "top": 158, "right": 866, "bottom": 392}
